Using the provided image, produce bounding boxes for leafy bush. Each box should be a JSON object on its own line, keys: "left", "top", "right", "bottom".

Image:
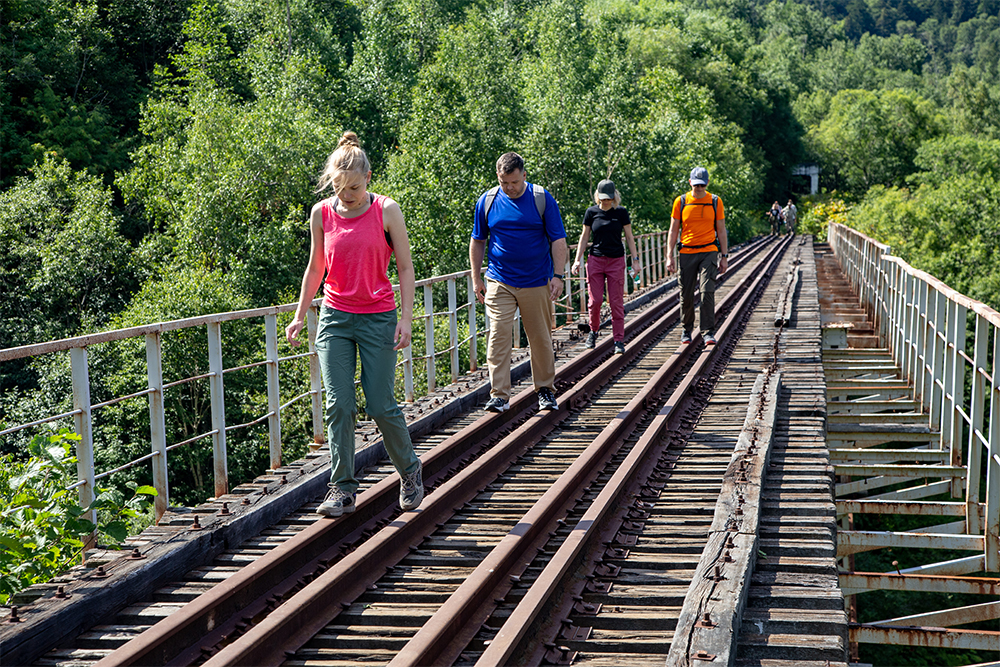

{"left": 798, "top": 196, "right": 852, "bottom": 241}
{"left": 0, "top": 430, "right": 156, "bottom": 604}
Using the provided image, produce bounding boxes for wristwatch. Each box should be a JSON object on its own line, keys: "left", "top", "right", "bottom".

{"left": 553, "top": 273, "right": 565, "bottom": 280}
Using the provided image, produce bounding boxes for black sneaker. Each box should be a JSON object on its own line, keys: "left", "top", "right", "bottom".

{"left": 537, "top": 387, "right": 558, "bottom": 410}
{"left": 318, "top": 485, "right": 355, "bottom": 517}
{"left": 586, "top": 331, "right": 597, "bottom": 349}
{"left": 484, "top": 396, "right": 510, "bottom": 412}
{"left": 614, "top": 341, "right": 625, "bottom": 354}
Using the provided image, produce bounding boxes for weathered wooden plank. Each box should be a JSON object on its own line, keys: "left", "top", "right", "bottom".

{"left": 666, "top": 372, "right": 781, "bottom": 667}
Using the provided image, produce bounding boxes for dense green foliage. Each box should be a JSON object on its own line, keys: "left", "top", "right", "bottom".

{"left": 0, "top": 430, "right": 156, "bottom": 603}
{"left": 4, "top": 0, "right": 1000, "bottom": 657}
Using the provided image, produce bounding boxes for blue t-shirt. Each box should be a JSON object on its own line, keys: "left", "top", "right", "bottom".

{"left": 471, "top": 183, "right": 566, "bottom": 288}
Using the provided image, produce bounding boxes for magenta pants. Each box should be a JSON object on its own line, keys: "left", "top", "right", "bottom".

{"left": 587, "top": 254, "right": 626, "bottom": 341}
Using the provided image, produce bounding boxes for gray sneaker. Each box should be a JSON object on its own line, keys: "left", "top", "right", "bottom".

{"left": 484, "top": 396, "right": 510, "bottom": 412}
{"left": 400, "top": 461, "right": 424, "bottom": 511}
{"left": 318, "top": 485, "right": 355, "bottom": 517}
{"left": 586, "top": 331, "right": 597, "bottom": 349}
{"left": 614, "top": 341, "right": 625, "bottom": 354}
{"left": 537, "top": 387, "right": 558, "bottom": 410}
{"left": 704, "top": 333, "right": 717, "bottom": 345}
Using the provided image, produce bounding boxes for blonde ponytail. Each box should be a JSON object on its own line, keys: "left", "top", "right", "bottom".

{"left": 317, "top": 131, "right": 372, "bottom": 194}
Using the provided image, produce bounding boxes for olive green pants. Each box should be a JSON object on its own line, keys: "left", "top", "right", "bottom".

{"left": 315, "top": 306, "right": 420, "bottom": 494}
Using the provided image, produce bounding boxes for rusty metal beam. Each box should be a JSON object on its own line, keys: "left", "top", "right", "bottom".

{"left": 883, "top": 601, "right": 999, "bottom": 627}
{"left": 833, "top": 463, "right": 965, "bottom": 479}
{"left": 850, "top": 623, "right": 1000, "bottom": 652}
{"left": 836, "top": 499, "right": 974, "bottom": 517}
{"left": 830, "top": 449, "right": 952, "bottom": 463}
{"left": 839, "top": 571, "right": 1000, "bottom": 596}
{"left": 838, "top": 530, "right": 984, "bottom": 556}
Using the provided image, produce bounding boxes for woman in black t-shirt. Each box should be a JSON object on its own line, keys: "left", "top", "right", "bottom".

{"left": 570, "top": 179, "right": 640, "bottom": 354}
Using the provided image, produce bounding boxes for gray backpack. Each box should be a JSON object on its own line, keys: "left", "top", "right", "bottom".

{"left": 483, "top": 184, "right": 547, "bottom": 227}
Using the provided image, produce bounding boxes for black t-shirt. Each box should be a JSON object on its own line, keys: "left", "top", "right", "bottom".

{"left": 583, "top": 205, "right": 631, "bottom": 258}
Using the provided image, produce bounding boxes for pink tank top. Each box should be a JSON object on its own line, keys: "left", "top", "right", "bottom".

{"left": 322, "top": 193, "right": 397, "bottom": 314}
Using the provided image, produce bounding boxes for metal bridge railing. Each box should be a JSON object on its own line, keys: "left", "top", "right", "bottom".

{"left": 829, "top": 222, "right": 999, "bottom": 572}
{"left": 0, "top": 231, "right": 673, "bottom": 522}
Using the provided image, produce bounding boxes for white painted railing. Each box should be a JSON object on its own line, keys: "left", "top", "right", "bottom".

{"left": 829, "top": 222, "right": 1000, "bottom": 571}
{"left": 0, "top": 231, "right": 674, "bottom": 521}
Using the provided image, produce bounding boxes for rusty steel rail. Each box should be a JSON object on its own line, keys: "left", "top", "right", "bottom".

{"left": 198, "top": 239, "right": 787, "bottom": 666}
{"left": 86, "top": 239, "right": 777, "bottom": 667}
{"left": 474, "top": 235, "right": 793, "bottom": 666}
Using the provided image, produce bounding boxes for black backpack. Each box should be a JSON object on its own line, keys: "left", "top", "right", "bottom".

{"left": 678, "top": 194, "right": 720, "bottom": 250}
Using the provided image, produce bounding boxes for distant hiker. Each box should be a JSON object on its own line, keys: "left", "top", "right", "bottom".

{"left": 470, "top": 152, "right": 568, "bottom": 413}
{"left": 571, "top": 179, "right": 639, "bottom": 355}
{"left": 768, "top": 201, "right": 783, "bottom": 235}
{"left": 666, "top": 167, "right": 729, "bottom": 346}
{"left": 285, "top": 131, "right": 424, "bottom": 518}
{"left": 782, "top": 199, "right": 797, "bottom": 235}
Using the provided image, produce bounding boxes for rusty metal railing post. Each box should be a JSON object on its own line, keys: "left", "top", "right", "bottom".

{"left": 265, "top": 314, "right": 282, "bottom": 470}
{"left": 467, "top": 274, "right": 478, "bottom": 373}
{"left": 207, "top": 321, "right": 228, "bottom": 498}
{"left": 70, "top": 346, "right": 96, "bottom": 526}
{"left": 987, "top": 331, "right": 1000, "bottom": 571}
{"left": 307, "top": 306, "right": 324, "bottom": 445}
{"left": 423, "top": 285, "right": 436, "bottom": 393}
{"left": 914, "top": 279, "right": 929, "bottom": 411}
{"left": 929, "top": 286, "right": 946, "bottom": 432}
{"left": 448, "top": 277, "right": 459, "bottom": 384}
{"left": 145, "top": 333, "right": 169, "bottom": 520}
{"left": 967, "top": 313, "right": 988, "bottom": 535}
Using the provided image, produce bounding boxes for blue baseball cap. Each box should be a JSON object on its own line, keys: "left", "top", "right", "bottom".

{"left": 689, "top": 167, "right": 709, "bottom": 185}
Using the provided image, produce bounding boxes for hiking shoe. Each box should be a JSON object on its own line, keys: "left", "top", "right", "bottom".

{"left": 318, "top": 485, "right": 355, "bottom": 517}
{"left": 586, "top": 331, "right": 598, "bottom": 349}
{"left": 614, "top": 341, "right": 625, "bottom": 355}
{"left": 484, "top": 396, "right": 510, "bottom": 412}
{"left": 704, "top": 333, "right": 717, "bottom": 345}
{"left": 537, "top": 387, "right": 558, "bottom": 411}
{"left": 681, "top": 330, "right": 692, "bottom": 344}
{"left": 400, "top": 460, "right": 424, "bottom": 511}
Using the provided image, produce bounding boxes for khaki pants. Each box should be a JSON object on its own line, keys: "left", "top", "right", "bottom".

{"left": 485, "top": 280, "right": 555, "bottom": 401}
{"left": 679, "top": 251, "right": 719, "bottom": 336}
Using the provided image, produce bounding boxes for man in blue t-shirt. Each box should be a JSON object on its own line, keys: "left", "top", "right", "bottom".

{"left": 470, "top": 152, "right": 568, "bottom": 413}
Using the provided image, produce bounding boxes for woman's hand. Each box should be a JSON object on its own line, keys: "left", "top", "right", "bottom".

{"left": 571, "top": 260, "right": 581, "bottom": 275}
{"left": 394, "top": 318, "right": 412, "bottom": 350}
{"left": 285, "top": 318, "right": 305, "bottom": 347}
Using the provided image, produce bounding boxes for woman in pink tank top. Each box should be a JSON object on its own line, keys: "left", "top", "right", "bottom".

{"left": 285, "top": 132, "right": 424, "bottom": 518}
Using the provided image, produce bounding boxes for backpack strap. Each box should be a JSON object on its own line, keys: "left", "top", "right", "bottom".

{"left": 484, "top": 184, "right": 546, "bottom": 228}
{"left": 532, "top": 183, "right": 546, "bottom": 223}
{"left": 678, "top": 194, "right": 720, "bottom": 251}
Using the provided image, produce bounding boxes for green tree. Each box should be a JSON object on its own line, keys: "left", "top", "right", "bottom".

{"left": 0, "top": 0, "right": 141, "bottom": 185}
{"left": 807, "top": 88, "right": 944, "bottom": 191}
{"left": 0, "top": 156, "right": 137, "bottom": 356}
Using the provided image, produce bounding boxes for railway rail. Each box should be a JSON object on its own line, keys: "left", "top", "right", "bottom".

{"left": 11, "top": 235, "right": 849, "bottom": 667}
